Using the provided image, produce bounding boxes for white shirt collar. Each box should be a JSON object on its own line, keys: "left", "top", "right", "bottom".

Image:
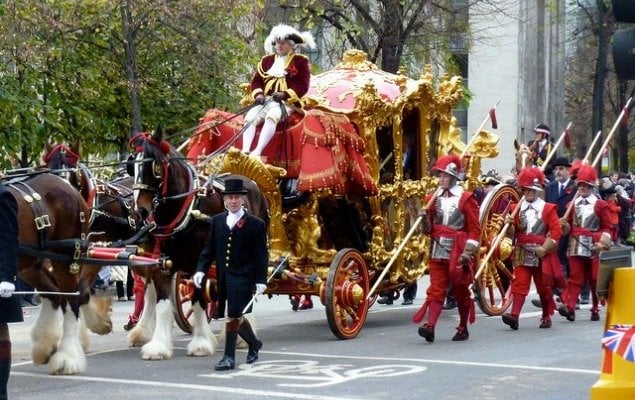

{"left": 226, "top": 208, "right": 245, "bottom": 229}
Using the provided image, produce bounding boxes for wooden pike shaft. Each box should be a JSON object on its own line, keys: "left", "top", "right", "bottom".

{"left": 13, "top": 291, "right": 81, "bottom": 296}
{"left": 473, "top": 123, "right": 569, "bottom": 280}
{"left": 460, "top": 101, "right": 500, "bottom": 159}
{"left": 592, "top": 97, "right": 632, "bottom": 167}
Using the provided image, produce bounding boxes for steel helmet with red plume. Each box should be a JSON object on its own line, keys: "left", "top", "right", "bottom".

{"left": 517, "top": 167, "right": 545, "bottom": 191}
{"left": 576, "top": 164, "right": 598, "bottom": 187}
{"left": 432, "top": 155, "right": 461, "bottom": 179}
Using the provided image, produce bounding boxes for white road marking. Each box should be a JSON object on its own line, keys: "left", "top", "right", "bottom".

{"left": 10, "top": 371, "right": 364, "bottom": 400}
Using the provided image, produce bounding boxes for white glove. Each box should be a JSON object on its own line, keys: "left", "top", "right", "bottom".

{"left": 0, "top": 281, "right": 15, "bottom": 298}
{"left": 255, "top": 283, "right": 266, "bottom": 295}
{"left": 192, "top": 272, "right": 205, "bottom": 289}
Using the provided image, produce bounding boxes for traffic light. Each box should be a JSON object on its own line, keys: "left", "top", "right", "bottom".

{"left": 612, "top": 0, "right": 635, "bottom": 80}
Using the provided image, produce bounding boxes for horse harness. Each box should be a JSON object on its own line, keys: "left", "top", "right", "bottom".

{"left": 8, "top": 178, "right": 58, "bottom": 247}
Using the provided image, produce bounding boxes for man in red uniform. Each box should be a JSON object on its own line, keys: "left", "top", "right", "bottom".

{"left": 558, "top": 164, "right": 613, "bottom": 322}
{"left": 413, "top": 155, "right": 480, "bottom": 342}
{"left": 501, "top": 167, "right": 562, "bottom": 330}
{"left": 241, "top": 24, "right": 315, "bottom": 157}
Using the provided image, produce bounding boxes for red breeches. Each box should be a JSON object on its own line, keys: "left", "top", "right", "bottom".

{"left": 511, "top": 266, "right": 550, "bottom": 297}
{"left": 426, "top": 259, "right": 470, "bottom": 303}
{"left": 561, "top": 256, "right": 599, "bottom": 310}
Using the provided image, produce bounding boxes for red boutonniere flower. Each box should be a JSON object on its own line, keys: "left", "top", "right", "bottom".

{"left": 286, "top": 64, "right": 298, "bottom": 77}
{"left": 565, "top": 188, "right": 572, "bottom": 195}
{"left": 236, "top": 219, "right": 244, "bottom": 229}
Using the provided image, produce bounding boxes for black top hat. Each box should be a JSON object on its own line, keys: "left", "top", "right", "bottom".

{"left": 221, "top": 179, "right": 248, "bottom": 195}
{"left": 550, "top": 156, "right": 571, "bottom": 168}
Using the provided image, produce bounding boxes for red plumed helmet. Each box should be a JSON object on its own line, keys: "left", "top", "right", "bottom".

{"left": 576, "top": 164, "right": 598, "bottom": 186}
{"left": 517, "top": 167, "right": 545, "bottom": 191}
{"left": 433, "top": 155, "right": 461, "bottom": 179}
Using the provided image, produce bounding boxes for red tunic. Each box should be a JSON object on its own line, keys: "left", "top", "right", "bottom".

{"left": 250, "top": 53, "right": 311, "bottom": 108}
{"left": 425, "top": 190, "right": 481, "bottom": 245}
{"left": 561, "top": 197, "right": 613, "bottom": 312}
{"left": 412, "top": 189, "right": 480, "bottom": 326}
{"left": 509, "top": 201, "right": 563, "bottom": 317}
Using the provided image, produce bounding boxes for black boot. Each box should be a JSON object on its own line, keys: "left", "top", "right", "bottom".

{"left": 0, "top": 340, "right": 10, "bottom": 400}
{"left": 215, "top": 331, "right": 237, "bottom": 371}
{"left": 238, "top": 319, "right": 262, "bottom": 364}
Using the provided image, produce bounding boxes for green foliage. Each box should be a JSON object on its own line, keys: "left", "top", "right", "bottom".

{"left": 0, "top": 0, "right": 259, "bottom": 165}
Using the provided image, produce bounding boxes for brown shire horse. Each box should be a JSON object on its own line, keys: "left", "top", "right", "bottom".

{"left": 4, "top": 172, "right": 111, "bottom": 375}
{"left": 43, "top": 143, "right": 139, "bottom": 243}
{"left": 128, "top": 129, "right": 268, "bottom": 360}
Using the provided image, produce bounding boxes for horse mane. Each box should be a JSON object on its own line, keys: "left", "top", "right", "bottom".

{"left": 146, "top": 129, "right": 187, "bottom": 168}
{"left": 43, "top": 143, "right": 80, "bottom": 169}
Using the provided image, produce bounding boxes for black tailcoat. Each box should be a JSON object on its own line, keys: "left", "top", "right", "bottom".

{"left": 0, "top": 185, "right": 22, "bottom": 323}
{"left": 545, "top": 179, "right": 576, "bottom": 271}
{"left": 196, "top": 210, "right": 268, "bottom": 318}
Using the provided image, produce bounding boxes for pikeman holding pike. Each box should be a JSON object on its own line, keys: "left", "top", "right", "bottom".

{"left": 498, "top": 124, "right": 572, "bottom": 330}
{"left": 556, "top": 98, "right": 632, "bottom": 323}
{"left": 412, "top": 154, "right": 481, "bottom": 343}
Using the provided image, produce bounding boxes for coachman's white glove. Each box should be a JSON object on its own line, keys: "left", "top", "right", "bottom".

{"left": 192, "top": 272, "right": 205, "bottom": 289}
{"left": 0, "top": 281, "right": 15, "bottom": 298}
{"left": 255, "top": 283, "right": 266, "bottom": 295}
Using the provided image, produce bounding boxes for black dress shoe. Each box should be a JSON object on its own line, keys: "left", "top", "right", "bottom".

{"left": 452, "top": 327, "right": 469, "bottom": 341}
{"left": 401, "top": 299, "right": 413, "bottom": 305}
{"left": 418, "top": 323, "right": 435, "bottom": 343}
{"left": 246, "top": 340, "right": 262, "bottom": 364}
{"left": 590, "top": 310, "right": 600, "bottom": 321}
{"left": 502, "top": 313, "right": 519, "bottom": 330}
{"left": 377, "top": 296, "right": 393, "bottom": 305}
{"left": 557, "top": 304, "right": 575, "bottom": 322}
{"left": 214, "top": 356, "right": 235, "bottom": 371}
{"left": 290, "top": 296, "right": 300, "bottom": 311}
{"left": 123, "top": 320, "right": 137, "bottom": 331}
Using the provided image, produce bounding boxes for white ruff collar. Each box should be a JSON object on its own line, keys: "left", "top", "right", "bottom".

{"left": 267, "top": 55, "right": 288, "bottom": 78}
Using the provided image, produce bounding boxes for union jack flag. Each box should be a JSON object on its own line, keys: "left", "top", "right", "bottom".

{"left": 602, "top": 324, "right": 635, "bottom": 363}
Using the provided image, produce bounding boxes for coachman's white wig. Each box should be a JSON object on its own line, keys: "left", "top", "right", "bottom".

{"left": 264, "top": 24, "right": 316, "bottom": 53}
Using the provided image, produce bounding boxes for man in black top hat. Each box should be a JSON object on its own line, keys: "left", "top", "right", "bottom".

{"left": 0, "top": 184, "right": 21, "bottom": 400}
{"left": 542, "top": 156, "right": 575, "bottom": 300}
{"left": 193, "top": 178, "right": 268, "bottom": 371}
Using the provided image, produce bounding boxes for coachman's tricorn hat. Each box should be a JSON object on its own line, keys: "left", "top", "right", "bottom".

{"left": 264, "top": 24, "right": 316, "bottom": 53}
{"left": 221, "top": 179, "right": 248, "bottom": 195}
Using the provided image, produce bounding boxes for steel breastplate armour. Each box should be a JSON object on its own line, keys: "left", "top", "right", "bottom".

{"left": 518, "top": 205, "right": 547, "bottom": 235}
{"left": 431, "top": 195, "right": 464, "bottom": 260}
{"left": 515, "top": 204, "right": 546, "bottom": 267}
{"left": 574, "top": 202, "right": 600, "bottom": 231}
{"left": 568, "top": 201, "right": 599, "bottom": 257}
